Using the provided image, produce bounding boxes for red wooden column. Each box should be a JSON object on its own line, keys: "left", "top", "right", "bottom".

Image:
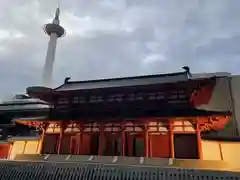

{"left": 169, "top": 120, "right": 175, "bottom": 158}
{"left": 39, "top": 123, "right": 49, "bottom": 154}
{"left": 144, "top": 124, "right": 149, "bottom": 157}
{"left": 57, "top": 121, "right": 67, "bottom": 154}
{"left": 121, "top": 122, "right": 126, "bottom": 156}
{"left": 78, "top": 122, "right": 84, "bottom": 155}
{"left": 196, "top": 118, "right": 203, "bottom": 160}
{"left": 149, "top": 134, "right": 152, "bottom": 157}
{"left": 8, "top": 143, "right": 13, "bottom": 159}
{"left": 98, "top": 123, "right": 104, "bottom": 156}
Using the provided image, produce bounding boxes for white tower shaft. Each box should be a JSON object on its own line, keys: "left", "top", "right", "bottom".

{"left": 42, "top": 7, "right": 65, "bottom": 87}
{"left": 42, "top": 33, "right": 58, "bottom": 86}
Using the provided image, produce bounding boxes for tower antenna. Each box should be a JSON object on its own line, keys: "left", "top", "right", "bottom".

{"left": 42, "top": 3, "right": 66, "bottom": 87}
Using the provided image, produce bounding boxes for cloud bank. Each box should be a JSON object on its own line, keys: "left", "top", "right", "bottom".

{"left": 0, "top": 0, "right": 239, "bottom": 98}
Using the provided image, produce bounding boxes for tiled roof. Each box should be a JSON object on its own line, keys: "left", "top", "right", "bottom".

{"left": 54, "top": 71, "right": 189, "bottom": 91}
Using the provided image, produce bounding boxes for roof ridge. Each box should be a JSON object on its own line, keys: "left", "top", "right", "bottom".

{"left": 65, "top": 71, "right": 187, "bottom": 84}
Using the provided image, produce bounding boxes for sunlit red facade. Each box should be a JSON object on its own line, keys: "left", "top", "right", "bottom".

{"left": 14, "top": 71, "right": 231, "bottom": 159}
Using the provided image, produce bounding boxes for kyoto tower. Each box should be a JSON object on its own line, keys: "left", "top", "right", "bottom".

{"left": 42, "top": 6, "right": 66, "bottom": 87}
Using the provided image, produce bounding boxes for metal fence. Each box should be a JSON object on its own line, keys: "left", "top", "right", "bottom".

{"left": 0, "top": 160, "right": 239, "bottom": 180}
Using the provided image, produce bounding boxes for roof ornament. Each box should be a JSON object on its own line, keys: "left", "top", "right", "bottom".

{"left": 64, "top": 77, "right": 71, "bottom": 83}
{"left": 182, "top": 66, "right": 192, "bottom": 78}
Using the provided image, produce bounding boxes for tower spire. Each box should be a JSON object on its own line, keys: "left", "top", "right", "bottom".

{"left": 53, "top": 5, "right": 60, "bottom": 25}
{"left": 42, "top": 5, "right": 66, "bottom": 87}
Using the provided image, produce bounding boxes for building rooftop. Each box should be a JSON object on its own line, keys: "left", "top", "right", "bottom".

{"left": 54, "top": 71, "right": 189, "bottom": 91}
{"left": 26, "top": 70, "right": 230, "bottom": 95}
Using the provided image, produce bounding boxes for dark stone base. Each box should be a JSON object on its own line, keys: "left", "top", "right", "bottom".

{"left": 0, "top": 160, "right": 239, "bottom": 180}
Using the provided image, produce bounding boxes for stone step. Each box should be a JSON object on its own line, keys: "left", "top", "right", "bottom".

{"left": 0, "top": 160, "right": 239, "bottom": 180}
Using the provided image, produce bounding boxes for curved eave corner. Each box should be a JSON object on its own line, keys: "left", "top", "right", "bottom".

{"left": 26, "top": 86, "right": 54, "bottom": 96}
{"left": 198, "top": 114, "right": 232, "bottom": 132}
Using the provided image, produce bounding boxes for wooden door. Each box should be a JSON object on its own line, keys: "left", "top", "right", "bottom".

{"left": 126, "top": 134, "right": 144, "bottom": 157}
{"left": 150, "top": 134, "right": 170, "bottom": 158}
{"left": 81, "top": 134, "right": 91, "bottom": 155}
{"left": 90, "top": 135, "right": 99, "bottom": 155}
{"left": 61, "top": 135, "right": 71, "bottom": 154}
{"left": 42, "top": 134, "right": 58, "bottom": 154}
{"left": 70, "top": 136, "right": 77, "bottom": 155}
{"left": 103, "top": 133, "right": 121, "bottom": 156}
{"left": 174, "top": 134, "right": 198, "bottom": 159}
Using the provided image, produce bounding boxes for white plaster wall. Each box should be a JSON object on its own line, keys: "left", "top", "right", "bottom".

{"left": 229, "top": 75, "right": 240, "bottom": 135}
{"left": 197, "top": 77, "right": 231, "bottom": 112}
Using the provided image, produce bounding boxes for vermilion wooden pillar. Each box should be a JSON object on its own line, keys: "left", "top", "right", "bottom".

{"left": 144, "top": 124, "right": 149, "bottom": 157}
{"left": 57, "top": 121, "right": 66, "bottom": 154}
{"left": 78, "top": 122, "right": 84, "bottom": 155}
{"left": 196, "top": 118, "right": 203, "bottom": 160}
{"left": 98, "top": 123, "right": 104, "bottom": 156}
{"left": 169, "top": 120, "right": 175, "bottom": 158}
{"left": 149, "top": 135, "right": 152, "bottom": 157}
{"left": 121, "top": 123, "right": 126, "bottom": 156}
{"left": 39, "top": 123, "right": 49, "bottom": 154}
{"left": 8, "top": 143, "right": 13, "bottom": 159}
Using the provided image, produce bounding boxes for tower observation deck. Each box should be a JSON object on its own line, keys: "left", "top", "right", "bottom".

{"left": 42, "top": 7, "right": 66, "bottom": 87}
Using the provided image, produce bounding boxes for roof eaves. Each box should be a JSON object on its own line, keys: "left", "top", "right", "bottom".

{"left": 53, "top": 71, "right": 188, "bottom": 91}
{"left": 67, "top": 71, "right": 187, "bottom": 84}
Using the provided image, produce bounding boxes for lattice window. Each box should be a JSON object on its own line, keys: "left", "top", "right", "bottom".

{"left": 57, "top": 97, "right": 69, "bottom": 104}
{"left": 96, "top": 96, "right": 104, "bottom": 102}
{"left": 178, "top": 90, "right": 187, "bottom": 98}
{"left": 148, "top": 92, "right": 157, "bottom": 100}
{"left": 72, "top": 97, "right": 85, "bottom": 104}
{"left": 84, "top": 123, "right": 99, "bottom": 132}
{"left": 148, "top": 121, "right": 168, "bottom": 132}
{"left": 106, "top": 94, "right": 124, "bottom": 102}
{"left": 104, "top": 123, "right": 121, "bottom": 132}
{"left": 135, "top": 93, "right": 144, "bottom": 100}
{"left": 107, "top": 95, "right": 115, "bottom": 102}
{"left": 126, "top": 93, "right": 135, "bottom": 101}
{"left": 115, "top": 94, "right": 124, "bottom": 102}
{"left": 168, "top": 91, "right": 178, "bottom": 100}
{"left": 90, "top": 96, "right": 103, "bottom": 103}
{"left": 156, "top": 92, "right": 165, "bottom": 100}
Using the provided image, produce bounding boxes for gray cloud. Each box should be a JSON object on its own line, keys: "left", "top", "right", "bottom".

{"left": 0, "top": 0, "right": 240, "bottom": 98}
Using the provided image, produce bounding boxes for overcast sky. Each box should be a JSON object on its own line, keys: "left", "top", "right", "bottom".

{"left": 0, "top": 0, "right": 239, "bottom": 98}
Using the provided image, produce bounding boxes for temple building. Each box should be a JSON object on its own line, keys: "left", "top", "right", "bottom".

{"left": 0, "top": 94, "right": 51, "bottom": 158}
{"left": 1, "top": 5, "right": 239, "bottom": 162}
{"left": 6, "top": 70, "right": 234, "bottom": 160}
